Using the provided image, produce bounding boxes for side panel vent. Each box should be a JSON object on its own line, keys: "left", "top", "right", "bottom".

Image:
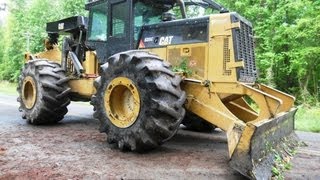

{"left": 223, "top": 38, "right": 231, "bottom": 76}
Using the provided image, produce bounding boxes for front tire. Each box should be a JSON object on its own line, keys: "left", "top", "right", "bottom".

{"left": 91, "top": 51, "right": 186, "bottom": 151}
{"left": 17, "top": 60, "right": 71, "bottom": 124}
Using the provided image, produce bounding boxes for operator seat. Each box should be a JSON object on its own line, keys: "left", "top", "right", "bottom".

{"left": 161, "top": 12, "right": 176, "bottom": 21}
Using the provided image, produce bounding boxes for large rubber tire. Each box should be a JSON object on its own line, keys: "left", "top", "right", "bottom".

{"left": 182, "top": 111, "right": 216, "bottom": 132}
{"left": 17, "top": 60, "right": 71, "bottom": 124}
{"left": 91, "top": 50, "right": 186, "bottom": 151}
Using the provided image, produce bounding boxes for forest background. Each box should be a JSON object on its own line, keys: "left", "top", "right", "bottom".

{"left": 0, "top": 0, "right": 319, "bottom": 131}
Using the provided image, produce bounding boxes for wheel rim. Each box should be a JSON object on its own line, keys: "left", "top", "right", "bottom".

{"left": 22, "top": 76, "right": 37, "bottom": 109}
{"left": 104, "top": 77, "right": 140, "bottom": 128}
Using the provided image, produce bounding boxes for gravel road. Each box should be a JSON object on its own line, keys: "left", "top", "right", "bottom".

{"left": 0, "top": 92, "right": 319, "bottom": 179}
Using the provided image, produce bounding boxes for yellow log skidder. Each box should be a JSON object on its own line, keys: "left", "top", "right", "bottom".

{"left": 18, "top": 0, "right": 299, "bottom": 179}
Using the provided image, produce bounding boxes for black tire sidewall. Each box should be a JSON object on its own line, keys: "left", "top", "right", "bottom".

{"left": 98, "top": 57, "right": 155, "bottom": 138}
{"left": 18, "top": 60, "right": 70, "bottom": 124}
{"left": 19, "top": 62, "right": 43, "bottom": 121}
{"left": 93, "top": 51, "right": 186, "bottom": 151}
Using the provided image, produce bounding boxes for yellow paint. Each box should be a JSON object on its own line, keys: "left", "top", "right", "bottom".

{"left": 21, "top": 12, "right": 296, "bottom": 163}
{"left": 148, "top": 48, "right": 167, "bottom": 60}
{"left": 144, "top": 14, "right": 241, "bottom": 82}
{"left": 24, "top": 53, "right": 34, "bottom": 62}
{"left": 231, "top": 123, "right": 256, "bottom": 156}
{"left": 142, "top": 13, "right": 296, "bottom": 159}
{"left": 208, "top": 14, "right": 240, "bottom": 82}
{"left": 84, "top": 51, "right": 98, "bottom": 74}
{"left": 34, "top": 46, "right": 61, "bottom": 64}
{"left": 259, "top": 84, "right": 295, "bottom": 113}
{"left": 104, "top": 77, "right": 140, "bottom": 128}
{"left": 182, "top": 79, "right": 295, "bottom": 157}
{"left": 225, "top": 22, "right": 241, "bottom": 30}
{"left": 24, "top": 40, "right": 62, "bottom": 64}
{"left": 69, "top": 78, "right": 96, "bottom": 99}
{"left": 147, "top": 44, "right": 208, "bottom": 80}
{"left": 226, "top": 61, "right": 244, "bottom": 69}
{"left": 25, "top": 48, "right": 100, "bottom": 100}
{"left": 22, "top": 76, "right": 37, "bottom": 109}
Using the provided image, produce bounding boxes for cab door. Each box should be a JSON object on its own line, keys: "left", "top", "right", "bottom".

{"left": 86, "top": 0, "right": 109, "bottom": 63}
{"left": 106, "top": 0, "right": 133, "bottom": 57}
{"left": 86, "top": 0, "right": 133, "bottom": 63}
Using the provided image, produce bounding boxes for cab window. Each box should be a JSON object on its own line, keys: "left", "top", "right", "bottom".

{"left": 111, "top": 2, "right": 126, "bottom": 37}
{"left": 88, "top": 2, "right": 108, "bottom": 41}
{"left": 133, "top": 2, "right": 163, "bottom": 41}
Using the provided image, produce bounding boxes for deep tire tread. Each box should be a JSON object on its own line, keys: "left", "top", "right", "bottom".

{"left": 38, "top": 70, "right": 63, "bottom": 79}
{"left": 56, "top": 88, "right": 71, "bottom": 99}
{"left": 41, "top": 81, "right": 64, "bottom": 92}
{"left": 92, "top": 50, "right": 186, "bottom": 152}
{"left": 17, "top": 59, "right": 70, "bottom": 125}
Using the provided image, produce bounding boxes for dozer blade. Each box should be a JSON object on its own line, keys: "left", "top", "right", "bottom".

{"left": 229, "top": 108, "right": 299, "bottom": 179}
{"left": 182, "top": 82, "right": 299, "bottom": 179}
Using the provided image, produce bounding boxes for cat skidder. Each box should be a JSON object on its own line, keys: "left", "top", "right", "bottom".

{"left": 18, "top": 0, "right": 299, "bottom": 179}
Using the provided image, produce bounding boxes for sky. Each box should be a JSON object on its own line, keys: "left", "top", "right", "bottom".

{"left": 0, "top": 0, "right": 8, "bottom": 26}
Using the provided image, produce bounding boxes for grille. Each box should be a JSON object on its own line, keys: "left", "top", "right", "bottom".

{"left": 233, "top": 18, "right": 258, "bottom": 83}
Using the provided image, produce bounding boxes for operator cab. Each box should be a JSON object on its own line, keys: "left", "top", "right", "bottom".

{"left": 85, "top": 0, "right": 227, "bottom": 63}
{"left": 85, "top": 0, "right": 176, "bottom": 63}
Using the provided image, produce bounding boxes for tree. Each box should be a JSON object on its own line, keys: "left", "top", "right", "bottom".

{"left": 0, "top": 0, "right": 26, "bottom": 81}
{"left": 0, "top": 0, "right": 87, "bottom": 82}
{"left": 0, "top": 28, "right": 4, "bottom": 65}
{"left": 61, "top": 0, "right": 87, "bottom": 17}
{"left": 219, "top": 0, "right": 319, "bottom": 104}
{"left": 0, "top": 0, "right": 319, "bottom": 104}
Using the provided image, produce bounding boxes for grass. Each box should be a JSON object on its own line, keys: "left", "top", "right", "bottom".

{"left": 0, "top": 81, "right": 17, "bottom": 95}
{"left": 295, "top": 105, "right": 320, "bottom": 133}
{"left": 270, "top": 139, "right": 298, "bottom": 180}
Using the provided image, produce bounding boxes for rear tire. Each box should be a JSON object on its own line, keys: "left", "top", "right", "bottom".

{"left": 182, "top": 111, "right": 216, "bottom": 132}
{"left": 91, "top": 50, "right": 186, "bottom": 151}
{"left": 17, "top": 60, "right": 71, "bottom": 124}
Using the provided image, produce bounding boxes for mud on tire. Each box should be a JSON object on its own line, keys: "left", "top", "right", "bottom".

{"left": 91, "top": 50, "right": 186, "bottom": 151}
{"left": 17, "top": 60, "right": 71, "bottom": 124}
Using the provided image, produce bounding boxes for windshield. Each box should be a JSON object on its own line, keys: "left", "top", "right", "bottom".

{"left": 134, "top": 2, "right": 164, "bottom": 40}
{"left": 132, "top": 0, "right": 223, "bottom": 43}
{"left": 171, "top": 0, "right": 220, "bottom": 19}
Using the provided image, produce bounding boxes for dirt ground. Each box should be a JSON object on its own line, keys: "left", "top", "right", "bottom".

{"left": 0, "top": 93, "right": 319, "bottom": 179}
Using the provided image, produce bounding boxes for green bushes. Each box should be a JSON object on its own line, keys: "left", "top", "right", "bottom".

{"left": 0, "top": 0, "right": 86, "bottom": 82}
{"left": 220, "top": 0, "right": 320, "bottom": 105}
{"left": 0, "top": 0, "right": 319, "bottom": 105}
